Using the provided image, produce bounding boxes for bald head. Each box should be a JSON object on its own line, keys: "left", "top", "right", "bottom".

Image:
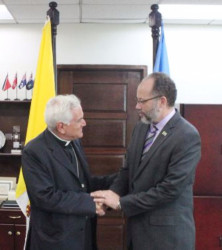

{"left": 138, "top": 77, "right": 154, "bottom": 94}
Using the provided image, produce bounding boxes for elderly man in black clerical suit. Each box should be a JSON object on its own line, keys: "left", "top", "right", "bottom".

{"left": 22, "top": 94, "right": 115, "bottom": 250}
{"left": 91, "top": 72, "right": 201, "bottom": 250}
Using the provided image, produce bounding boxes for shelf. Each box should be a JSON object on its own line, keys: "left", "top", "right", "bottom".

{"left": 0, "top": 100, "right": 31, "bottom": 104}
{"left": 0, "top": 153, "right": 21, "bottom": 156}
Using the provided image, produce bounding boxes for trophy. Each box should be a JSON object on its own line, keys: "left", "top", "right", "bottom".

{"left": 11, "top": 126, "right": 22, "bottom": 154}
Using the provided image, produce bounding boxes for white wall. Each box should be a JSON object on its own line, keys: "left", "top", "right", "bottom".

{"left": 0, "top": 22, "right": 222, "bottom": 103}
{"left": 167, "top": 25, "right": 222, "bottom": 104}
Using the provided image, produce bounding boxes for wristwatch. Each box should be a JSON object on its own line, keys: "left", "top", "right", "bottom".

{"left": 0, "top": 130, "right": 6, "bottom": 149}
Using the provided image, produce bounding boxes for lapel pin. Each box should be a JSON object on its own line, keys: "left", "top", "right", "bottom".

{"left": 162, "top": 131, "right": 167, "bottom": 136}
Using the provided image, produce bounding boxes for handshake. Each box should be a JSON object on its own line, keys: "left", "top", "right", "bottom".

{"left": 90, "top": 190, "right": 121, "bottom": 216}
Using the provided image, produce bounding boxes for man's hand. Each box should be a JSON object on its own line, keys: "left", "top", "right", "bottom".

{"left": 95, "top": 201, "right": 106, "bottom": 216}
{"left": 91, "top": 190, "right": 120, "bottom": 210}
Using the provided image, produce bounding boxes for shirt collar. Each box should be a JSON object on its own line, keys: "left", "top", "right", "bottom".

{"left": 155, "top": 108, "right": 176, "bottom": 132}
{"left": 48, "top": 128, "right": 71, "bottom": 147}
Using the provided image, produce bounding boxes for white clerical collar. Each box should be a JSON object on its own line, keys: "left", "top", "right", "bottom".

{"left": 48, "top": 128, "right": 71, "bottom": 146}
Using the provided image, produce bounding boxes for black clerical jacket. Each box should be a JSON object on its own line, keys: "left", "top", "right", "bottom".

{"left": 22, "top": 129, "right": 115, "bottom": 250}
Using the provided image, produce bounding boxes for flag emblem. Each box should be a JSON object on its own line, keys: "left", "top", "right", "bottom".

{"left": 12, "top": 73, "right": 18, "bottom": 89}
{"left": 162, "top": 131, "right": 167, "bottom": 136}
{"left": 26, "top": 73, "right": 34, "bottom": 90}
{"left": 18, "top": 73, "right": 27, "bottom": 89}
{"left": 2, "top": 74, "right": 11, "bottom": 91}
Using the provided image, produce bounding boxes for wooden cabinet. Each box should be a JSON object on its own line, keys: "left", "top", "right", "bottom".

{"left": 0, "top": 208, "right": 26, "bottom": 250}
{"left": 181, "top": 104, "right": 222, "bottom": 250}
{"left": 0, "top": 224, "right": 14, "bottom": 250}
{"left": 0, "top": 101, "right": 30, "bottom": 250}
{"left": 0, "top": 101, "right": 30, "bottom": 180}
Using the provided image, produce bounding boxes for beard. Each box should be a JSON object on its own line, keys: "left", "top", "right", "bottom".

{"left": 140, "top": 103, "right": 159, "bottom": 124}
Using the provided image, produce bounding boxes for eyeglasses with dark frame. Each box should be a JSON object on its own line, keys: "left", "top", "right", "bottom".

{"left": 136, "top": 95, "right": 162, "bottom": 104}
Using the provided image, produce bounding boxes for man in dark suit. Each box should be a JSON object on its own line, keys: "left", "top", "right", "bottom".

{"left": 22, "top": 94, "right": 115, "bottom": 250}
{"left": 91, "top": 72, "right": 201, "bottom": 250}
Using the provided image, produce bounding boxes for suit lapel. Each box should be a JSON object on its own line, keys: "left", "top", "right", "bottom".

{"left": 44, "top": 130, "right": 80, "bottom": 179}
{"left": 132, "top": 111, "right": 181, "bottom": 181}
{"left": 131, "top": 123, "right": 149, "bottom": 175}
{"left": 52, "top": 146, "right": 80, "bottom": 178}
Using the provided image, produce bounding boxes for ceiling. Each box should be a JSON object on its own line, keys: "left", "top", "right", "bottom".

{"left": 1, "top": 0, "right": 222, "bottom": 25}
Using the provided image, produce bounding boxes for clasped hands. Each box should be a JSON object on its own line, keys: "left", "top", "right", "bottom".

{"left": 90, "top": 190, "right": 120, "bottom": 216}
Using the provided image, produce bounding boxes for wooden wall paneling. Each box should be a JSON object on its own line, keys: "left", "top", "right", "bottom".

{"left": 74, "top": 83, "right": 126, "bottom": 112}
{"left": 181, "top": 104, "right": 222, "bottom": 196}
{"left": 194, "top": 197, "right": 222, "bottom": 250}
{"left": 97, "top": 217, "right": 126, "bottom": 250}
{"left": 87, "top": 155, "right": 125, "bottom": 176}
{"left": 126, "top": 71, "right": 143, "bottom": 144}
{"left": 82, "top": 120, "right": 126, "bottom": 148}
{"left": 181, "top": 104, "right": 222, "bottom": 250}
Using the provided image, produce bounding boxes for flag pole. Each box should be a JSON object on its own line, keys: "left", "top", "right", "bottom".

{"left": 15, "top": 85, "right": 19, "bottom": 100}
{"left": 24, "top": 88, "right": 28, "bottom": 101}
{"left": 47, "top": 1, "right": 59, "bottom": 94}
{"left": 149, "top": 4, "right": 162, "bottom": 69}
{"left": 5, "top": 89, "right": 10, "bottom": 100}
{"left": 30, "top": 89, "right": 33, "bottom": 100}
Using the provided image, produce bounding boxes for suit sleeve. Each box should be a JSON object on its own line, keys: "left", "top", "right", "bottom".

{"left": 109, "top": 156, "right": 130, "bottom": 196}
{"left": 113, "top": 125, "right": 201, "bottom": 217}
{"left": 90, "top": 173, "right": 117, "bottom": 191}
{"left": 110, "top": 124, "right": 140, "bottom": 196}
{"left": 22, "top": 147, "right": 96, "bottom": 216}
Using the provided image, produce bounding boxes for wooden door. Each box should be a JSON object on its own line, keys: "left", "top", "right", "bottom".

{"left": 0, "top": 224, "right": 14, "bottom": 250}
{"left": 181, "top": 104, "right": 222, "bottom": 250}
{"left": 57, "top": 65, "right": 147, "bottom": 250}
{"left": 14, "top": 225, "right": 25, "bottom": 250}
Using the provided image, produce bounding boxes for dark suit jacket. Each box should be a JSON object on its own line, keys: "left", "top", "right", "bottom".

{"left": 22, "top": 129, "right": 115, "bottom": 250}
{"left": 111, "top": 111, "right": 201, "bottom": 250}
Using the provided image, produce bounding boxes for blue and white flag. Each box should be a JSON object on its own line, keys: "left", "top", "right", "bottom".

{"left": 153, "top": 22, "right": 170, "bottom": 75}
{"left": 18, "top": 73, "right": 27, "bottom": 89}
{"left": 26, "top": 73, "right": 34, "bottom": 90}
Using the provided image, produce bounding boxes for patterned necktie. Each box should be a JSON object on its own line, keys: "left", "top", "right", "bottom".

{"left": 142, "top": 124, "right": 158, "bottom": 156}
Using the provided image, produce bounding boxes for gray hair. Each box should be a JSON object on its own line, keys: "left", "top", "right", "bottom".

{"left": 143, "top": 72, "right": 177, "bottom": 107}
{"left": 44, "top": 94, "right": 81, "bottom": 130}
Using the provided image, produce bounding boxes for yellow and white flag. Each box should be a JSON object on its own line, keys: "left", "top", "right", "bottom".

{"left": 16, "top": 18, "right": 55, "bottom": 216}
